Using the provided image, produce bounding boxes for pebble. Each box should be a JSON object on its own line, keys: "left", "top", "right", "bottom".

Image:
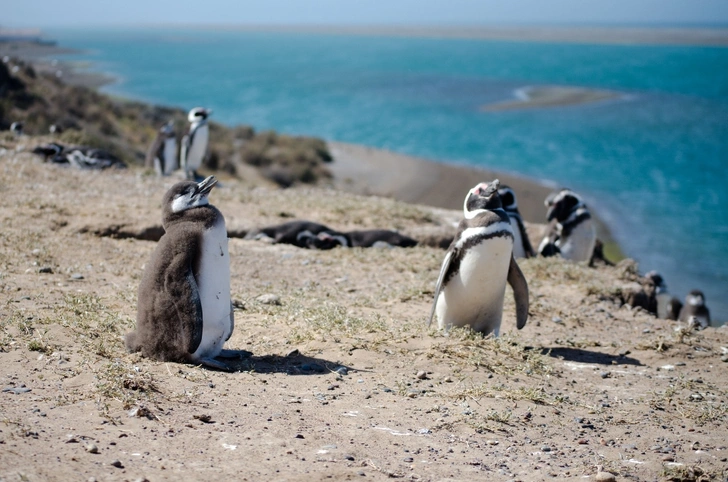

{"left": 403, "top": 457, "right": 414, "bottom": 463}
{"left": 344, "top": 454, "right": 355, "bottom": 461}
{"left": 444, "top": 376, "right": 453, "bottom": 383}
{"left": 416, "top": 371, "right": 427, "bottom": 380}
{"left": 38, "top": 266, "right": 53, "bottom": 274}
{"left": 595, "top": 471, "right": 616, "bottom": 482}
{"left": 85, "top": 443, "right": 99, "bottom": 454}
{"left": 541, "top": 445, "right": 551, "bottom": 452}
{"left": 256, "top": 294, "right": 281, "bottom": 305}
{"left": 110, "top": 460, "right": 123, "bottom": 468}
{"left": 70, "top": 273, "right": 84, "bottom": 280}
{"left": 600, "top": 372, "right": 611, "bottom": 379}
{"left": 2, "top": 386, "right": 31, "bottom": 394}
{"left": 552, "top": 316, "right": 563, "bottom": 324}
{"left": 578, "top": 439, "right": 588, "bottom": 445}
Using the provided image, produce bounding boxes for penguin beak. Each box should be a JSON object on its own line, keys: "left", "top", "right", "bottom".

{"left": 195, "top": 176, "right": 218, "bottom": 199}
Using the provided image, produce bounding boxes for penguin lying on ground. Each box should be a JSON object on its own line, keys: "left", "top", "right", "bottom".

{"left": 307, "top": 229, "right": 418, "bottom": 249}
{"left": 428, "top": 179, "right": 529, "bottom": 336}
{"left": 126, "top": 176, "right": 240, "bottom": 371}
{"left": 497, "top": 185, "right": 535, "bottom": 258}
{"left": 31, "top": 142, "right": 126, "bottom": 169}
{"left": 678, "top": 290, "right": 711, "bottom": 328}
{"left": 538, "top": 188, "right": 596, "bottom": 262}
{"left": 248, "top": 220, "right": 336, "bottom": 248}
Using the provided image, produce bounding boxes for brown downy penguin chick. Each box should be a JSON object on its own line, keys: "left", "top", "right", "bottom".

{"left": 126, "top": 176, "right": 238, "bottom": 371}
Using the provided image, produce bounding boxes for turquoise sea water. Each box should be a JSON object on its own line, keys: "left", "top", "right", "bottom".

{"left": 48, "top": 28, "right": 728, "bottom": 321}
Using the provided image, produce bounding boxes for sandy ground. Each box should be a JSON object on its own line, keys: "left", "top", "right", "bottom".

{"left": 1, "top": 142, "right": 727, "bottom": 482}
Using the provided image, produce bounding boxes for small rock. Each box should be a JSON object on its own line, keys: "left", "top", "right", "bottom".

{"left": 444, "top": 376, "right": 453, "bottom": 383}
{"left": 416, "top": 371, "right": 427, "bottom": 380}
{"left": 578, "top": 439, "right": 588, "bottom": 445}
{"left": 403, "top": 457, "right": 414, "bottom": 463}
{"left": 109, "top": 459, "right": 123, "bottom": 468}
{"left": 595, "top": 471, "right": 616, "bottom": 482}
{"left": 344, "top": 454, "right": 355, "bottom": 461}
{"left": 2, "top": 386, "right": 31, "bottom": 394}
{"left": 295, "top": 434, "right": 305, "bottom": 439}
{"left": 662, "top": 455, "right": 675, "bottom": 462}
{"left": 541, "top": 445, "right": 551, "bottom": 452}
{"left": 38, "top": 266, "right": 53, "bottom": 274}
{"left": 552, "top": 316, "right": 563, "bottom": 324}
{"left": 85, "top": 443, "right": 99, "bottom": 454}
{"left": 193, "top": 414, "right": 213, "bottom": 423}
{"left": 256, "top": 294, "right": 281, "bottom": 305}
{"left": 600, "top": 372, "right": 611, "bottom": 379}
{"left": 70, "top": 273, "right": 84, "bottom": 280}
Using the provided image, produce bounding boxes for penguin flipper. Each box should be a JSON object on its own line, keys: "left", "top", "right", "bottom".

{"left": 428, "top": 249, "right": 453, "bottom": 327}
{"left": 180, "top": 134, "right": 190, "bottom": 171}
{"left": 507, "top": 255, "right": 529, "bottom": 330}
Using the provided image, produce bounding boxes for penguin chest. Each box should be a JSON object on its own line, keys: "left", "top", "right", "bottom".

{"left": 162, "top": 138, "right": 177, "bottom": 174}
{"left": 193, "top": 222, "right": 232, "bottom": 357}
{"left": 187, "top": 125, "right": 209, "bottom": 167}
{"left": 437, "top": 236, "right": 513, "bottom": 335}
{"left": 558, "top": 220, "right": 596, "bottom": 262}
{"left": 509, "top": 218, "right": 526, "bottom": 259}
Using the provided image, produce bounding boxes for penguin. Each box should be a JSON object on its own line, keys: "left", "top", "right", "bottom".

{"left": 65, "top": 148, "right": 126, "bottom": 170}
{"left": 249, "top": 220, "right": 336, "bottom": 248}
{"left": 10, "top": 121, "right": 23, "bottom": 137}
{"left": 180, "top": 107, "right": 212, "bottom": 180}
{"left": 147, "top": 120, "right": 178, "bottom": 176}
{"left": 49, "top": 124, "right": 63, "bottom": 135}
{"left": 665, "top": 296, "right": 683, "bottom": 321}
{"left": 428, "top": 179, "right": 529, "bottom": 336}
{"left": 126, "top": 176, "right": 238, "bottom": 371}
{"left": 537, "top": 188, "right": 596, "bottom": 263}
{"left": 497, "top": 185, "right": 535, "bottom": 259}
{"left": 678, "top": 290, "right": 711, "bottom": 328}
{"left": 307, "top": 229, "right": 418, "bottom": 249}
{"left": 644, "top": 271, "right": 672, "bottom": 318}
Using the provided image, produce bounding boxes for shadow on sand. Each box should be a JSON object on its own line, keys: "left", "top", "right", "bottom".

{"left": 539, "top": 347, "right": 643, "bottom": 366}
{"left": 214, "top": 350, "right": 348, "bottom": 375}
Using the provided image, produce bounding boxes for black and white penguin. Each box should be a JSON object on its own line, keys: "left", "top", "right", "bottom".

{"left": 537, "top": 188, "right": 596, "bottom": 262}
{"left": 307, "top": 229, "right": 418, "bottom": 249}
{"left": 497, "top": 185, "right": 535, "bottom": 259}
{"left": 180, "top": 107, "right": 212, "bottom": 180}
{"left": 665, "top": 296, "right": 683, "bottom": 321}
{"left": 428, "top": 179, "right": 529, "bottom": 336}
{"left": 126, "top": 176, "right": 238, "bottom": 371}
{"left": 147, "top": 120, "right": 178, "bottom": 176}
{"left": 644, "top": 270, "right": 672, "bottom": 318}
{"left": 678, "top": 290, "right": 711, "bottom": 328}
{"left": 10, "top": 121, "right": 23, "bottom": 137}
{"left": 250, "top": 220, "right": 336, "bottom": 248}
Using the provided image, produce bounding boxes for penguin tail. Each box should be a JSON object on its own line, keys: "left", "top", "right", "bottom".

{"left": 124, "top": 331, "right": 142, "bottom": 353}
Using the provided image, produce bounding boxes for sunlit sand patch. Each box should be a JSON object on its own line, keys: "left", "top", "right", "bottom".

{"left": 482, "top": 85, "right": 622, "bottom": 111}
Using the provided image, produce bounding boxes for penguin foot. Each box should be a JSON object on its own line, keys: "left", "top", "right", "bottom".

{"left": 194, "top": 356, "right": 232, "bottom": 372}
{"left": 217, "top": 349, "right": 253, "bottom": 360}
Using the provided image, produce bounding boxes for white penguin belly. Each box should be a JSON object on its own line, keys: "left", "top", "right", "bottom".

{"left": 509, "top": 218, "right": 526, "bottom": 259}
{"left": 163, "top": 138, "right": 178, "bottom": 174}
{"left": 437, "top": 236, "right": 513, "bottom": 335}
{"left": 193, "top": 222, "right": 232, "bottom": 358}
{"left": 186, "top": 125, "right": 208, "bottom": 170}
{"left": 557, "top": 220, "right": 596, "bottom": 262}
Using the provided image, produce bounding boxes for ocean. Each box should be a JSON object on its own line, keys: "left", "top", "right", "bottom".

{"left": 47, "top": 28, "right": 728, "bottom": 322}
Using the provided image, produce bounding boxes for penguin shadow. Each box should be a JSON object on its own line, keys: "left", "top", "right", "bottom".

{"left": 220, "top": 350, "right": 350, "bottom": 375}
{"left": 537, "top": 347, "right": 643, "bottom": 366}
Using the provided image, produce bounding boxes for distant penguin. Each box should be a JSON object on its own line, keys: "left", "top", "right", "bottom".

{"left": 250, "top": 220, "right": 336, "bottom": 248}
{"left": 497, "top": 185, "right": 535, "bottom": 258}
{"left": 428, "top": 179, "right": 529, "bottom": 336}
{"left": 666, "top": 296, "right": 683, "bottom": 321}
{"left": 10, "top": 121, "right": 23, "bottom": 137}
{"left": 308, "top": 229, "right": 418, "bottom": 249}
{"left": 644, "top": 271, "right": 672, "bottom": 318}
{"left": 678, "top": 290, "right": 711, "bottom": 328}
{"left": 126, "top": 176, "right": 238, "bottom": 371}
{"left": 180, "top": 107, "right": 212, "bottom": 180}
{"left": 147, "top": 120, "right": 178, "bottom": 176}
{"left": 537, "top": 188, "right": 596, "bottom": 262}
{"left": 49, "top": 124, "right": 63, "bottom": 135}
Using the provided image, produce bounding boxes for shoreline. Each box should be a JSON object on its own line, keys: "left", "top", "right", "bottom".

{"left": 326, "top": 141, "right": 621, "bottom": 257}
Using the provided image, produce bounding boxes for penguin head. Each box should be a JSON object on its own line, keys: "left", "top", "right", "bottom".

{"left": 161, "top": 120, "right": 175, "bottom": 136}
{"left": 497, "top": 185, "right": 517, "bottom": 212}
{"left": 645, "top": 270, "right": 666, "bottom": 294}
{"left": 686, "top": 290, "right": 705, "bottom": 306}
{"left": 545, "top": 188, "right": 585, "bottom": 222}
{"left": 463, "top": 179, "right": 503, "bottom": 218}
{"left": 188, "top": 107, "right": 212, "bottom": 123}
{"left": 162, "top": 175, "right": 218, "bottom": 225}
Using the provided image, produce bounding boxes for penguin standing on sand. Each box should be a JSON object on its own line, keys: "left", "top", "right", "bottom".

{"left": 126, "top": 176, "right": 238, "bottom": 371}
{"left": 678, "top": 290, "right": 711, "bottom": 328}
{"left": 147, "top": 120, "right": 178, "bottom": 176}
{"left": 497, "top": 185, "right": 535, "bottom": 258}
{"left": 537, "top": 188, "right": 596, "bottom": 262}
{"left": 428, "top": 179, "right": 529, "bottom": 336}
{"left": 180, "top": 107, "right": 212, "bottom": 180}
